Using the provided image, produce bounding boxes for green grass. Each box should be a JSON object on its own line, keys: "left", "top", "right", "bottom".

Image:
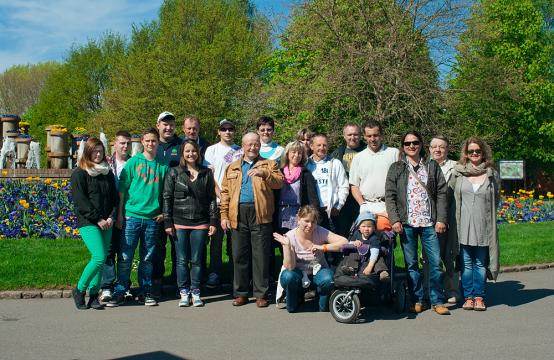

{"left": 0, "top": 222, "right": 552, "bottom": 290}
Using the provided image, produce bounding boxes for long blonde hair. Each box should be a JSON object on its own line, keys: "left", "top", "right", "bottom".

{"left": 77, "top": 137, "right": 106, "bottom": 170}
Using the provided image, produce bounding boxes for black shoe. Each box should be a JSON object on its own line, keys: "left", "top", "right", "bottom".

{"left": 72, "top": 288, "right": 87, "bottom": 310}
{"left": 105, "top": 294, "right": 125, "bottom": 307}
{"left": 87, "top": 293, "right": 104, "bottom": 310}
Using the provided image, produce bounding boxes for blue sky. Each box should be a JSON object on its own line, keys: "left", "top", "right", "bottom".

{"left": 0, "top": 0, "right": 293, "bottom": 73}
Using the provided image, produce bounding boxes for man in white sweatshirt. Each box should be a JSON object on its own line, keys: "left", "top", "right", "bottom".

{"left": 306, "top": 133, "right": 349, "bottom": 230}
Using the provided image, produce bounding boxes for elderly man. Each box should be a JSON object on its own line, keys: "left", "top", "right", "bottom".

{"left": 425, "top": 135, "right": 459, "bottom": 304}
{"left": 349, "top": 119, "right": 399, "bottom": 216}
{"left": 220, "top": 133, "right": 283, "bottom": 307}
{"left": 331, "top": 123, "right": 366, "bottom": 237}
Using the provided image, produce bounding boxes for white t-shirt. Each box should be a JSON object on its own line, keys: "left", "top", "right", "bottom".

{"left": 349, "top": 145, "right": 399, "bottom": 213}
{"left": 307, "top": 157, "right": 333, "bottom": 207}
{"left": 260, "top": 141, "right": 284, "bottom": 161}
{"left": 203, "top": 142, "right": 243, "bottom": 187}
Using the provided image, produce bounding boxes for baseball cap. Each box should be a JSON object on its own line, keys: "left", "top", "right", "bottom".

{"left": 157, "top": 111, "right": 176, "bottom": 123}
{"left": 219, "top": 119, "right": 235, "bottom": 129}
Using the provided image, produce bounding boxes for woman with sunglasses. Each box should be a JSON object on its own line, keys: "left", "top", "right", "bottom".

{"left": 385, "top": 131, "right": 450, "bottom": 315}
{"left": 448, "top": 137, "right": 499, "bottom": 311}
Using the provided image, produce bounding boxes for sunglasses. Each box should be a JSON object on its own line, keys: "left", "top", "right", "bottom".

{"left": 259, "top": 128, "right": 274, "bottom": 133}
{"left": 403, "top": 140, "right": 421, "bottom": 147}
{"left": 219, "top": 127, "right": 235, "bottom": 132}
{"left": 468, "top": 149, "right": 482, "bottom": 155}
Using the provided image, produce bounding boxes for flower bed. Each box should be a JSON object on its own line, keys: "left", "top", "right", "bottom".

{"left": 0, "top": 178, "right": 79, "bottom": 239}
{"left": 497, "top": 190, "right": 554, "bottom": 224}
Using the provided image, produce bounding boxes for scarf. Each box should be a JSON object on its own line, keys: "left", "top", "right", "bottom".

{"left": 283, "top": 165, "right": 302, "bottom": 184}
{"left": 454, "top": 162, "right": 487, "bottom": 177}
{"left": 86, "top": 162, "right": 110, "bottom": 177}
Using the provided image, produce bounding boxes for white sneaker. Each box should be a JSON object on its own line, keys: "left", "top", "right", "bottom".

{"left": 99, "top": 289, "right": 112, "bottom": 302}
{"left": 179, "top": 289, "right": 191, "bottom": 307}
{"left": 191, "top": 289, "right": 204, "bottom": 307}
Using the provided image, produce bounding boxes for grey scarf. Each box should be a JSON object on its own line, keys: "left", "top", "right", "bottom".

{"left": 85, "top": 162, "right": 110, "bottom": 177}
{"left": 454, "top": 162, "right": 487, "bottom": 177}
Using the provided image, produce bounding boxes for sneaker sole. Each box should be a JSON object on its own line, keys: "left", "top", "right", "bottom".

{"left": 144, "top": 302, "right": 158, "bottom": 306}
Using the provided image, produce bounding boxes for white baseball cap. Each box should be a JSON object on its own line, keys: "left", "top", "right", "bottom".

{"left": 157, "top": 111, "right": 176, "bottom": 123}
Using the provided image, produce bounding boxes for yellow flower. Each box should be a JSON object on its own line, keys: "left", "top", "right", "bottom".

{"left": 539, "top": 195, "right": 544, "bottom": 200}
{"left": 508, "top": 220, "right": 515, "bottom": 224}
{"left": 44, "top": 178, "right": 52, "bottom": 185}
{"left": 73, "top": 229, "right": 80, "bottom": 236}
{"left": 26, "top": 176, "right": 34, "bottom": 181}
{"left": 64, "top": 226, "right": 71, "bottom": 233}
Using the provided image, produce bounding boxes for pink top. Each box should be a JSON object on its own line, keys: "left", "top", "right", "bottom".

{"left": 286, "top": 225, "right": 330, "bottom": 274}
{"left": 174, "top": 224, "right": 210, "bottom": 230}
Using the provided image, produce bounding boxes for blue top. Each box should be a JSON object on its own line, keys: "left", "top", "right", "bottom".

{"left": 239, "top": 159, "right": 255, "bottom": 203}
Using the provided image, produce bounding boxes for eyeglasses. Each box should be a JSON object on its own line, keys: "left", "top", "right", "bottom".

{"left": 430, "top": 145, "right": 446, "bottom": 150}
{"left": 467, "top": 149, "right": 482, "bottom": 155}
{"left": 219, "top": 127, "right": 234, "bottom": 132}
{"left": 403, "top": 141, "right": 421, "bottom": 147}
{"left": 259, "top": 128, "right": 274, "bottom": 133}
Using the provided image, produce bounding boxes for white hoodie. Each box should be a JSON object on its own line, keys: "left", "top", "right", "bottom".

{"left": 306, "top": 155, "right": 349, "bottom": 217}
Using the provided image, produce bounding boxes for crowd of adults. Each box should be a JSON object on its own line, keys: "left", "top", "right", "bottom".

{"left": 71, "top": 112, "right": 499, "bottom": 315}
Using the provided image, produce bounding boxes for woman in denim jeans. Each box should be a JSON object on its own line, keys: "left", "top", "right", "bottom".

{"left": 448, "top": 137, "right": 499, "bottom": 311}
{"left": 163, "top": 140, "right": 218, "bottom": 307}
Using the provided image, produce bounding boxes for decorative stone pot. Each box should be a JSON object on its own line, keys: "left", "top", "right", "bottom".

{"left": 15, "top": 136, "right": 32, "bottom": 168}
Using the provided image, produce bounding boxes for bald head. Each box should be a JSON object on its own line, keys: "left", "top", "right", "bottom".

{"left": 242, "top": 132, "right": 261, "bottom": 161}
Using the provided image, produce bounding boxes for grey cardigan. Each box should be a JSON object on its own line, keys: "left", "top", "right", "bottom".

{"left": 448, "top": 167, "right": 500, "bottom": 280}
{"left": 385, "top": 156, "right": 448, "bottom": 226}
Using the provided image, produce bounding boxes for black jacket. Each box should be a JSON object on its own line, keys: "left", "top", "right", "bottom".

{"left": 163, "top": 165, "right": 218, "bottom": 228}
{"left": 385, "top": 156, "right": 447, "bottom": 226}
{"left": 156, "top": 135, "right": 183, "bottom": 168}
{"left": 70, "top": 168, "right": 118, "bottom": 228}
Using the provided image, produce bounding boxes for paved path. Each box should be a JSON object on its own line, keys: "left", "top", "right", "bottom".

{"left": 1, "top": 268, "right": 553, "bottom": 360}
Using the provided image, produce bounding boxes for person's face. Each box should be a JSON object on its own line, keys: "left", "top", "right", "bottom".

{"left": 92, "top": 145, "right": 104, "bottom": 164}
{"left": 343, "top": 126, "right": 361, "bottom": 149}
{"left": 288, "top": 149, "right": 303, "bottom": 167}
{"left": 157, "top": 120, "right": 176, "bottom": 142}
{"left": 403, "top": 134, "right": 421, "bottom": 159}
{"left": 300, "top": 136, "right": 311, "bottom": 152}
{"left": 363, "top": 127, "right": 382, "bottom": 152}
{"left": 429, "top": 138, "right": 448, "bottom": 163}
{"left": 242, "top": 135, "right": 261, "bottom": 161}
{"left": 218, "top": 126, "right": 235, "bottom": 143}
{"left": 182, "top": 143, "right": 199, "bottom": 166}
{"left": 183, "top": 119, "right": 199, "bottom": 140}
{"left": 310, "top": 136, "right": 328, "bottom": 160}
{"left": 359, "top": 221, "right": 375, "bottom": 238}
{"left": 141, "top": 133, "right": 159, "bottom": 154}
{"left": 297, "top": 215, "right": 316, "bottom": 234}
{"left": 467, "top": 142, "right": 483, "bottom": 166}
{"left": 114, "top": 136, "right": 130, "bottom": 158}
{"left": 257, "top": 124, "right": 274, "bottom": 144}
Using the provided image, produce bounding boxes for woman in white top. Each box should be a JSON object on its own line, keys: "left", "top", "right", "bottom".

{"left": 448, "top": 137, "right": 500, "bottom": 311}
{"left": 273, "top": 205, "right": 347, "bottom": 312}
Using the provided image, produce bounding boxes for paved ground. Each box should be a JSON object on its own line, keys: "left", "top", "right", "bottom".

{"left": 1, "top": 268, "right": 553, "bottom": 360}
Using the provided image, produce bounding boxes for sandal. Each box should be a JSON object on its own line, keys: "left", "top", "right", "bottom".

{"left": 462, "top": 298, "right": 474, "bottom": 310}
{"left": 473, "top": 297, "right": 486, "bottom": 311}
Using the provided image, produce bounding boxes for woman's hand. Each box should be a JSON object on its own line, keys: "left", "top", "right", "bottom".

{"left": 165, "top": 227, "right": 175, "bottom": 236}
{"left": 97, "top": 219, "right": 110, "bottom": 230}
{"left": 435, "top": 222, "right": 446, "bottom": 234}
{"left": 310, "top": 244, "right": 323, "bottom": 254}
{"left": 208, "top": 226, "right": 216, "bottom": 237}
{"left": 273, "top": 232, "right": 290, "bottom": 246}
{"left": 352, "top": 240, "right": 362, "bottom": 248}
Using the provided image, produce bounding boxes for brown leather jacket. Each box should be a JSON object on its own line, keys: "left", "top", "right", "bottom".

{"left": 220, "top": 156, "right": 283, "bottom": 228}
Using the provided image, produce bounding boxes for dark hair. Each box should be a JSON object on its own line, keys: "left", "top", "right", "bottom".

{"left": 310, "top": 133, "right": 328, "bottom": 145}
{"left": 256, "top": 116, "right": 275, "bottom": 129}
{"left": 399, "top": 131, "right": 426, "bottom": 159}
{"left": 115, "top": 130, "right": 131, "bottom": 138}
{"left": 361, "top": 118, "right": 383, "bottom": 135}
{"left": 179, "top": 139, "right": 202, "bottom": 167}
{"left": 430, "top": 135, "right": 449, "bottom": 147}
{"left": 142, "top": 127, "right": 160, "bottom": 141}
{"left": 459, "top": 137, "right": 495, "bottom": 169}
{"left": 78, "top": 137, "right": 107, "bottom": 170}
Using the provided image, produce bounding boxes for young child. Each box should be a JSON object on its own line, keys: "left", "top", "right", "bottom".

{"left": 347, "top": 212, "right": 390, "bottom": 281}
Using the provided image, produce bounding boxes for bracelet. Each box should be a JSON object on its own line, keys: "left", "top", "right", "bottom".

{"left": 323, "top": 244, "right": 328, "bottom": 253}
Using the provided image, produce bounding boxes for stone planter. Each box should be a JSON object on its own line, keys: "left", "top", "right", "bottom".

{"left": 15, "top": 136, "right": 32, "bottom": 168}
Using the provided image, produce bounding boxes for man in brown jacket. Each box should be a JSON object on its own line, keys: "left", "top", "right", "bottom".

{"left": 220, "top": 132, "right": 283, "bottom": 307}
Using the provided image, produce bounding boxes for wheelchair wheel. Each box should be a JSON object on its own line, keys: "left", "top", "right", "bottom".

{"left": 393, "top": 280, "right": 407, "bottom": 314}
{"left": 330, "top": 290, "right": 361, "bottom": 323}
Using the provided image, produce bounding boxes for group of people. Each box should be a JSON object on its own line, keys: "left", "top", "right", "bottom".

{"left": 71, "top": 113, "right": 500, "bottom": 316}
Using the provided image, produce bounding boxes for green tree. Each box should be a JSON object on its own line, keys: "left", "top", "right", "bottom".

{"left": 0, "top": 62, "right": 59, "bottom": 116}
{"left": 97, "top": 0, "right": 272, "bottom": 140}
{"left": 447, "top": 0, "right": 554, "bottom": 172}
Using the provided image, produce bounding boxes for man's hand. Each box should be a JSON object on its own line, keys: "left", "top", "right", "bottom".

{"left": 392, "top": 221, "right": 403, "bottom": 234}
{"left": 221, "top": 219, "right": 231, "bottom": 232}
{"left": 153, "top": 214, "right": 164, "bottom": 223}
{"left": 435, "top": 222, "right": 447, "bottom": 234}
{"left": 247, "top": 168, "right": 263, "bottom": 177}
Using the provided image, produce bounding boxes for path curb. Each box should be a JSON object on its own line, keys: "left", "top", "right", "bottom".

{"left": 1, "top": 264, "right": 553, "bottom": 300}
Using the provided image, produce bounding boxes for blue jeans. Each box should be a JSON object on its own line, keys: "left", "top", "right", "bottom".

{"left": 460, "top": 244, "right": 488, "bottom": 299}
{"left": 114, "top": 217, "right": 158, "bottom": 294}
{"left": 280, "top": 267, "right": 334, "bottom": 312}
{"left": 175, "top": 228, "right": 208, "bottom": 290}
{"left": 400, "top": 225, "right": 445, "bottom": 305}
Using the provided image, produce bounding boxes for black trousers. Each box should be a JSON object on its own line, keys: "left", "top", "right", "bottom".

{"left": 232, "top": 204, "right": 272, "bottom": 298}
{"left": 152, "top": 226, "right": 176, "bottom": 282}
{"left": 333, "top": 194, "right": 360, "bottom": 237}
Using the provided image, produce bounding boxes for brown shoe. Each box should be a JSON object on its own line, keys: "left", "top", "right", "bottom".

{"left": 432, "top": 304, "right": 451, "bottom": 315}
{"left": 409, "top": 302, "right": 424, "bottom": 313}
{"left": 473, "top": 297, "right": 486, "bottom": 311}
{"left": 256, "top": 297, "right": 269, "bottom": 308}
{"left": 462, "top": 298, "right": 474, "bottom": 310}
{"left": 232, "top": 296, "right": 248, "bottom": 306}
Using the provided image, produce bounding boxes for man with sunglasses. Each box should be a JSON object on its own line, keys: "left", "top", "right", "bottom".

{"left": 349, "top": 119, "right": 399, "bottom": 216}
{"left": 203, "top": 119, "right": 243, "bottom": 287}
